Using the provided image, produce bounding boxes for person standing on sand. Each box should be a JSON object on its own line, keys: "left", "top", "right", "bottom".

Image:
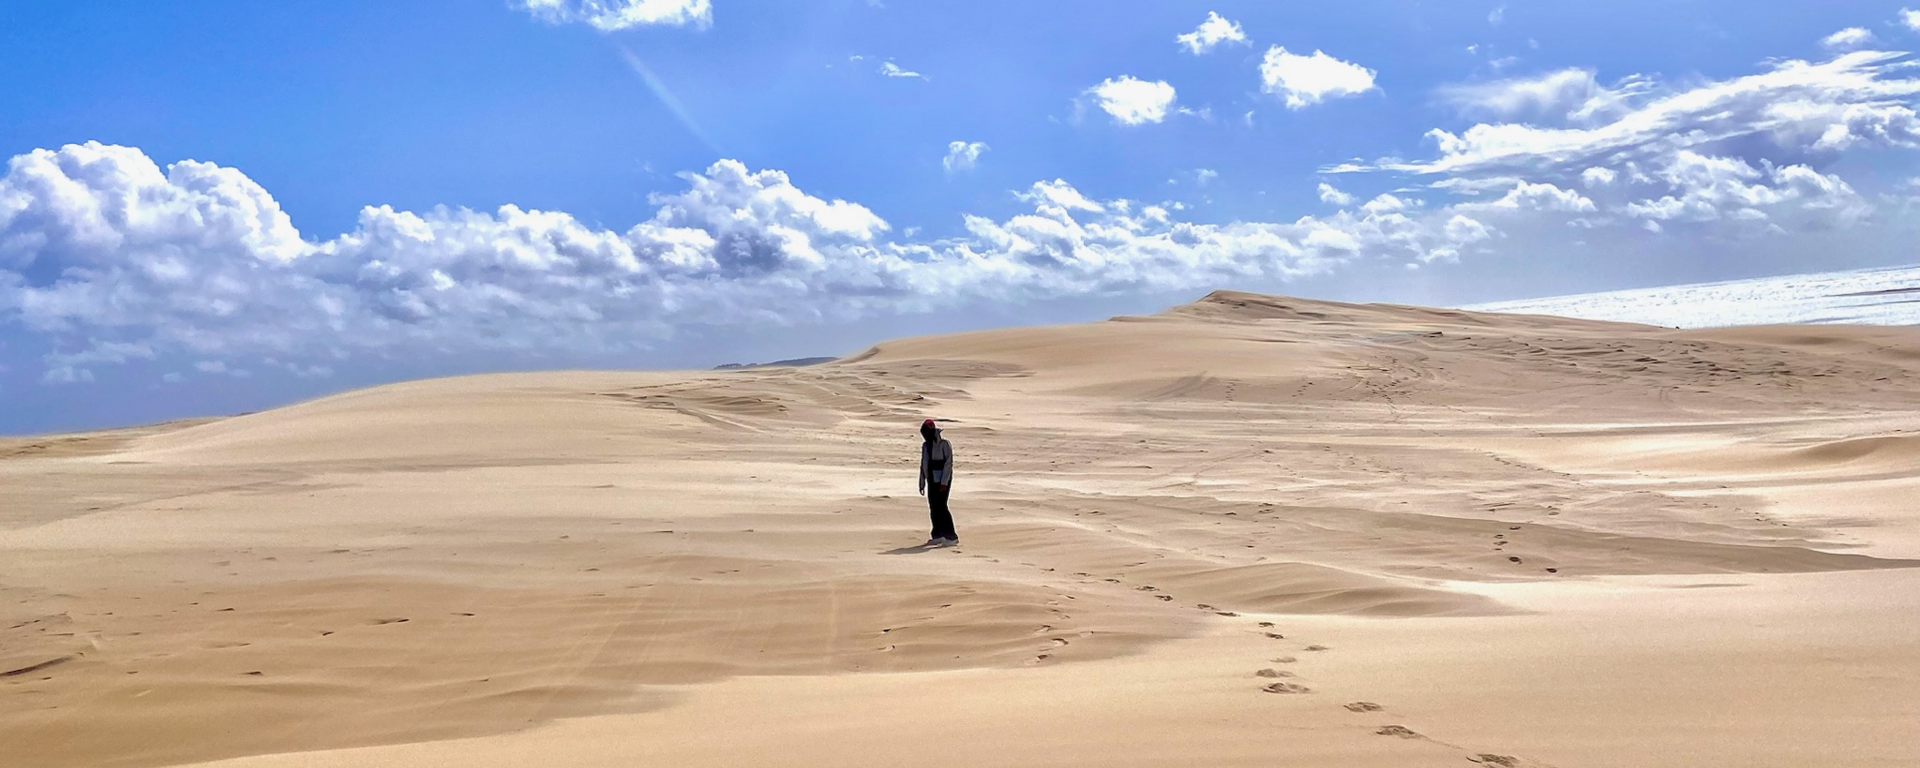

{"left": 918, "top": 418, "right": 959, "bottom": 546}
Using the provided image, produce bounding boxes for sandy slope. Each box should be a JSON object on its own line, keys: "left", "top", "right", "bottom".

{"left": 3, "top": 290, "right": 1918, "bottom": 768}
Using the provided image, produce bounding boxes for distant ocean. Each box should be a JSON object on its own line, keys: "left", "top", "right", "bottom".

{"left": 1465, "top": 265, "right": 1920, "bottom": 328}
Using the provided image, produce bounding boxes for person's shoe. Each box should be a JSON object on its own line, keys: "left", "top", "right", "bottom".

{"left": 939, "top": 537, "right": 960, "bottom": 546}
{"left": 923, "top": 538, "right": 944, "bottom": 547}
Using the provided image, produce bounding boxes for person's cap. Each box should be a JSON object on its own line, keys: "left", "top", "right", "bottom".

{"left": 921, "top": 419, "right": 937, "bottom": 428}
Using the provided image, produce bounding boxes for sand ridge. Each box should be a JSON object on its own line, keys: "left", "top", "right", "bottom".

{"left": 3, "top": 291, "right": 1918, "bottom": 767}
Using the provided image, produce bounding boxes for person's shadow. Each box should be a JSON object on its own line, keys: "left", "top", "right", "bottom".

{"left": 881, "top": 543, "right": 940, "bottom": 555}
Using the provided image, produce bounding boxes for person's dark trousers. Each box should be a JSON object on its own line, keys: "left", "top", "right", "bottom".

{"left": 928, "top": 483, "right": 957, "bottom": 540}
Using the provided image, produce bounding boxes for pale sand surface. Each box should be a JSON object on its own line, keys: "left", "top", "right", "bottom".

{"left": 4, "top": 291, "right": 1918, "bottom": 767}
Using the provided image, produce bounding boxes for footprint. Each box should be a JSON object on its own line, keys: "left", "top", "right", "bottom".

{"left": 1374, "top": 725, "right": 1422, "bottom": 739}
{"left": 1303, "top": 645, "right": 1329, "bottom": 652}
{"left": 1265, "top": 632, "right": 1286, "bottom": 640}
{"left": 1255, "top": 668, "right": 1293, "bottom": 678}
{"left": 1508, "top": 556, "right": 1522, "bottom": 564}
{"left": 1470, "top": 756, "right": 1518, "bottom": 768}
{"left": 1262, "top": 682, "right": 1312, "bottom": 694}
{"left": 1344, "top": 701, "right": 1384, "bottom": 712}
{"left": 368, "top": 617, "right": 410, "bottom": 625}
{"left": 1154, "top": 595, "right": 1173, "bottom": 602}
{"left": 1270, "top": 656, "right": 1297, "bottom": 664}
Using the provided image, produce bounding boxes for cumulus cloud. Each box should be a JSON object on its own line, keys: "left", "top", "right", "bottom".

{"left": 1460, "top": 181, "right": 1598, "bottom": 213}
{"left": 1259, "top": 47, "right": 1378, "bottom": 109}
{"left": 1581, "top": 167, "right": 1620, "bottom": 187}
{"left": 515, "top": 0, "right": 711, "bottom": 30}
{"left": 1906, "top": 9, "right": 1920, "bottom": 32}
{"left": 943, "top": 141, "right": 988, "bottom": 172}
{"left": 0, "top": 143, "right": 1515, "bottom": 383}
{"left": 1177, "top": 12, "right": 1248, "bottom": 55}
{"left": 1087, "top": 76, "right": 1178, "bottom": 125}
{"left": 1361, "top": 194, "right": 1414, "bottom": 215}
{"left": 1020, "top": 180, "right": 1105, "bottom": 212}
{"left": 1621, "top": 151, "right": 1869, "bottom": 229}
{"left": 1318, "top": 183, "right": 1356, "bottom": 206}
{"left": 1822, "top": 28, "right": 1877, "bottom": 51}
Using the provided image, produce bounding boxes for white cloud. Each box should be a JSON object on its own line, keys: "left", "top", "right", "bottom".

{"left": 1177, "top": 12, "right": 1248, "bottom": 55}
{"left": 1088, "top": 76, "right": 1178, "bottom": 125}
{"left": 1338, "top": 44, "right": 1914, "bottom": 273}
{"left": 1437, "top": 68, "right": 1643, "bottom": 122}
{"left": 514, "top": 0, "right": 711, "bottom": 30}
{"left": 1489, "top": 5, "right": 1506, "bottom": 26}
{"left": 1622, "top": 151, "right": 1869, "bottom": 228}
{"left": 1905, "top": 9, "right": 1920, "bottom": 32}
{"left": 1464, "top": 181, "right": 1598, "bottom": 213}
{"left": 1581, "top": 167, "right": 1619, "bottom": 187}
{"left": 1, "top": 143, "right": 1517, "bottom": 383}
{"left": 1361, "top": 194, "right": 1414, "bottom": 215}
{"left": 1020, "top": 180, "right": 1105, "bottom": 212}
{"left": 1318, "top": 182, "right": 1356, "bottom": 206}
{"left": 1822, "top": 27, "right": 1877, "bottom": 50}
{"left": 879, "top": 61, "right": 927, "bottom": 80}
{"left": 1348, "top": 51, "right": 1920, "bottom": 177}
{"left": 1194, "top": 169, "right": 1219, "bottom": 187}
{"left": 1259, "top": 47, "right": 1378, "bottom": 109}
{"left": 1444, "top": 214, "right": 1494, "bottom": 245}
{"left": 943, "top": 141, "right": 989, "bottom": 172}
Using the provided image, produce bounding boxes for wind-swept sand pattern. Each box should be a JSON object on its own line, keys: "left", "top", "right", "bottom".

{"left": 4, "top": 291, "right": 1918, "bottom": 767}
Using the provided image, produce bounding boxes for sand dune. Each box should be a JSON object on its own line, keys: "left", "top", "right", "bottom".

{"left": 4, "top": 290, "right": 1918, "bottom": 767}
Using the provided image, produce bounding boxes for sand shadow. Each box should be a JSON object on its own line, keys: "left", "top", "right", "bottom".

{"left": 881, "top": 543, "right": 941, "bottom": 555}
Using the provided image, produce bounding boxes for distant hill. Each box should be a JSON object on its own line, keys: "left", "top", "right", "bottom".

{"left": 712, "top": 356, "right": 837, "bottom": 371}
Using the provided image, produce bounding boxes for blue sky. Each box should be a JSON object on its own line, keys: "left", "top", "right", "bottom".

{"left": 4, "top": 1, "right": 1920, "bottom": 433}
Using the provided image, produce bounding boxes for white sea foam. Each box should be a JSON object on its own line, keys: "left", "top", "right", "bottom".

{"left": 1465, "top": 265, "right": 1920, "bottom": 328}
